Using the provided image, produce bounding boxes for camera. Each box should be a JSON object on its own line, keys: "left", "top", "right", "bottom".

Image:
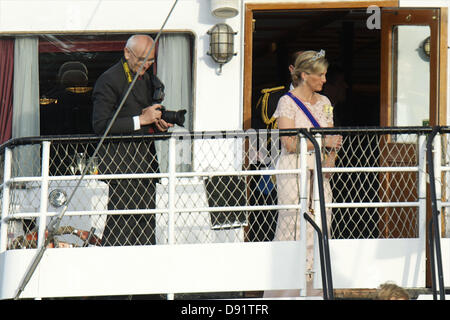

{"left": 158, "top": 106, "right": 187, "bottom": 127}
{"left": 150, "top": 75, "right": 186, "bottom": 127}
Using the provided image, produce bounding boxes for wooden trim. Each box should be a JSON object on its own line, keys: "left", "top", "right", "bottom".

{"left": 430, "top": 12, "right": 439, "bottom": 127}
{"left": 243, "top": 0, "right": 399, "bottom": 130}
{"left": 380, "top": 9, "right": 440, "bottom": 127}
{"left": 439, "top": 7, "right": 448, "bottom": 241}
{"left": 245, "top": 1, "right": 399, "bottom": 11}
{"left": 243, "top": 6, "right": 254, "bottom": 130}
{"left": 380, "top": 14, "right": 392, "bottom": 127}
{"left": 439, "top": 7, "right": 448, "bottom": 126}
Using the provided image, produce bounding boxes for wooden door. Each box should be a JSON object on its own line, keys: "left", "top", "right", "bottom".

{"left": 380, "top": 8, "right": 442, "bottom": 127}
{"left": 379, "top": 8, "right": 447, "bottom": 288}
{"left": 379, "top": 9, "right": 442, "bottom": 238}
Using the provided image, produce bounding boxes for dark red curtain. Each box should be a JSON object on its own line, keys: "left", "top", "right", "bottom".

{"left": 0, "top": 39, "right": 14, "bottom": 144}
{"left": 38, "top": 40, "right": 126, "bottom": 53}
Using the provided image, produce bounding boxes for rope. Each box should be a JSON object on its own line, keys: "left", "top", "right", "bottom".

{"left": 256, "top": 86, "right": 284, "bottom": 129}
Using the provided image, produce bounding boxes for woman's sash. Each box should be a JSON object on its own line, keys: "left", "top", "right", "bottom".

{"left": 285, "top": 92, "right": 321, "bottom": 128}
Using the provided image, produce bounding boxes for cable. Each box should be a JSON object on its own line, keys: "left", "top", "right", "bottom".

{"left": 14, "top": 0, "right": 180, "bottom": 300}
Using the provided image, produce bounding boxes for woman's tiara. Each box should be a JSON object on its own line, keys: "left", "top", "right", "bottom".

{"left": 311, "top": 49, "right": 325, "bottom": 61}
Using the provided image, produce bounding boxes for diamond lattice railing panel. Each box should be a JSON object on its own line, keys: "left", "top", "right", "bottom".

{"left": 2, "top": 131, "right": 431, "bottom": 249}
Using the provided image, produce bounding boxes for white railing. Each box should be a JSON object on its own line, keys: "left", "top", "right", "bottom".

{"left": 0, "top": 128, "right": 445, "bottom": 299}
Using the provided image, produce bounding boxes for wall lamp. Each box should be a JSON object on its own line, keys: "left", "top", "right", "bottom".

{"left": 207, "top": 23, "right": 237, "bottom": 74}
{"left": 211, "top": 0, "right": 239, "bottom": 18}
{"left": 422, "top": 36, "right": 430, "bottom": 58}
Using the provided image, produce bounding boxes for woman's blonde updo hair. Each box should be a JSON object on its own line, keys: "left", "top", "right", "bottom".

{"left": 376, "top": 282, "right": 410, "bottom": 300}
{"left": 291, "top": 50, "right": 329, "bottom": 87}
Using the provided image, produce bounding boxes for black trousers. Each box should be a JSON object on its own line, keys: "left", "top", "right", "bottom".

{"left": 247, "top": 164, "right": 278, "bottom": 242}
{"left": 102, "top": 179, "right": 156, "bottom": 246}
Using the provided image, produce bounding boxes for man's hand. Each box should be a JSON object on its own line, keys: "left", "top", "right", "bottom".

{"left": 139, "top": 104, "right": 162, "bottom": 126}
{"left": 155, "top": 119, "right": 173, "bottom": 132}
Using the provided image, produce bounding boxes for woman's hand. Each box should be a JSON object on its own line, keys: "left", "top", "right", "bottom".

{"left": 322, "top": 150, "right": 337, "bottom": 179}
{"left": 322, "top": 135, "right": 343, "bottom": 179}
{"left": 324, "top": 134, "right": 343, "bottom": 150}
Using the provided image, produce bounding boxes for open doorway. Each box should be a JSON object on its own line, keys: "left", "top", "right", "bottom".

{"left": 244, "top": 3, "right": 448, "bottom": 291}
{"left": 250, "top": 9, "right": 381, "bottom": 129}
{"left": 248, "top": 9, "right": 383, "bottom": 240}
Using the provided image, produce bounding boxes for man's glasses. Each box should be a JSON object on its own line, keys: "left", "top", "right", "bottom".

{"left": 127, "top": 47, "right": 155, "bottom": 64}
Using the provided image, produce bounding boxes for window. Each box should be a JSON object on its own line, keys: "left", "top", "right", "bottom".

{"left": 0, "top": 32, "right": 194, "bottom": 173}
{"left": 37, "top": 33, "right": 194, "bottom": 136}
{"left": 38, "top": 34, "right": 129, "bottom": 135}
{"left": 0, "top": 33, "right": 194, "bottom": 138}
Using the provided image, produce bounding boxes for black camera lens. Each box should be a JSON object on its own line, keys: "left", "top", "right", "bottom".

{"left": 161, "top": 109, "right": 187, "bottom": 127}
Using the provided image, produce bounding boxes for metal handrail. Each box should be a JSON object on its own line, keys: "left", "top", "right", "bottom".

{"left": 1, "top": 126, "right": 446, "bottom": 299}
{"left": 302, "top": 129, "right": 334, "bottom": 300}
{"left": 428, "top": 218, "right": 438, "bottom": 300}
{"left": 0, "top": 126, "right": 437, "bottom": 152}
{"left": 303, "top": 212, "right": 330, "bottom": 300}
{"left": 426, "top": 126, "right": 445, "bottom": 300}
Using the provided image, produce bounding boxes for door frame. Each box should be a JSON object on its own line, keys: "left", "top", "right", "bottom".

{"left": 243, "top": 0, "right": 400, "bottom": 130}
{"left": 243, "top": 1, "right": 448, "bottom": 291}
{"left": 379, "top": 7, "right": 448, "bottom": 288}
{"left": 380, "top": 8, "right": 448, "bottom": 127}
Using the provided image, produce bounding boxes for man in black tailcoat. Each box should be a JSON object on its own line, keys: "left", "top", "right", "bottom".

{"left": 92, "top": 34, "right": 173, "bottom": 246}
{"left": 248, "top": 51, "right": 303, "bottom": 242}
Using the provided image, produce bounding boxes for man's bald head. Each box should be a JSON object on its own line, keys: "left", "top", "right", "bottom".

{"left": 124, "top": 34, "right": 156, "bottom": 75}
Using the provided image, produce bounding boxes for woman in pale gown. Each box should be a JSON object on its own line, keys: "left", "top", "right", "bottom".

{"left": 264, "top": 50, "right": 342, "bottom": 298}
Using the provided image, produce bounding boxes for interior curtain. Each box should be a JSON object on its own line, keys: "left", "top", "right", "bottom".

{"left": 0, "top": 39, "right": 14, "bottom": 144}
{"left": 156, "top": 34, "right": 192, "bottom": 172}
{"left": 12, "top": 37, "right": 40, "bottom": 177}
